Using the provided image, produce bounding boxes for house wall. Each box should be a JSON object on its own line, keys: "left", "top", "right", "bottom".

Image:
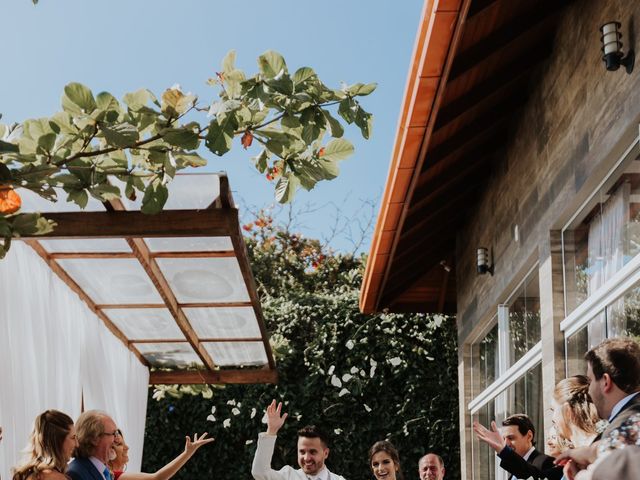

{"left": 455, "top": 0, "right": 640, "bottom": 478}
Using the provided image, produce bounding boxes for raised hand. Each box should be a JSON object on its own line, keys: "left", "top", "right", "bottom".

{"left": 265, "top": 399, "right": 288, "bottom": 435}
{"left": 184, "top": 432, "right": 215, "bottom": 456}
{"left": 473, "top": 420, "right": 506, "bottom": 453}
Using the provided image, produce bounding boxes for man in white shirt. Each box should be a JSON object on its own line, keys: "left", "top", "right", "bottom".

{"left": 251, "top": 400, "right": 346, "bottom": 480}
{"left": 556, "top": 337, "right": 640, "bottom": 479}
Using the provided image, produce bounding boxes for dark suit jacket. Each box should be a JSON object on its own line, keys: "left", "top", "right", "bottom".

{"left": 497, "top": 446, "right": 562, "bottom": 480}
{"left": 67, "top": 457, "right": 106, "bottom": 480}
{"left": 597, "top": 392, "right": 640, "bottom": 441}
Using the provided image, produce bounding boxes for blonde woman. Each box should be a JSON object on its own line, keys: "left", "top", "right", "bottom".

{"left": 12, "top": 410, "right": 78, "bottom": 480}
{"left": 552, "top": 375, "right": 599, "bottom": 448}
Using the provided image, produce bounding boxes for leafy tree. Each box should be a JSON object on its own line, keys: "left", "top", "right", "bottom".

{"left": 0, "top": 51, "right": 375, "bottom": 257}
{"left": 143, "top": 214, "right": 460, "bottom": 480}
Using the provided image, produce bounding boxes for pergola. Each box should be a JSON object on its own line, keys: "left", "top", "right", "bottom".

{"left": 17, "top": 172, "right": 277, "bottom": 385}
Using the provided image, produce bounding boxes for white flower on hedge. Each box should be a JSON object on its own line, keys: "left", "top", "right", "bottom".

{"left": 364, "top": 404, "right": 372, "bottom": 412}
{"left": 342, "top": 373, "right": 353, "bottom": 382}
{"left": 328, "top": 365, "right": 335, "bottom": 376}
{"left": 389, "top": 357, "right": 402, "bottom": 367}
{"left": 227, "top": 399, "right": 236, "bottom": 406}
{"left": 433, "top": 314, "right": 445, "bottom": 327}
{"left": 350, "top": 366, "right": 359, "bottom": 374}
{"left": 334, "top": 428, "right": 343, "bottom": 435}
{"left": 360, "top": 369, "right": 366, "bottom": 377}
{"left": 152, "top": 390, "right": 165, "bottom": 401}
{"left": 232, "top": 407, "right": 240, "bottom": 416}
{"left": 346, "top": 340, "right": 355, "bottom": 350}
{"left": 223, "top": 418, "right": 231, "bottom": 428}
{"left": 370, "top": 358, "right": 378, "bottom": 367}
{"left": 330, "top": 375, "right": 342, "bottom": 388}
{"left": 338, "top": 388, "right": 349, "bottom": 397}
{"left": 251, "top": 408, "right": 257, "bottom": 419}
{"left": 210, "top": 406, "right": 216, "bottom": 414}
{"left": 246, "top": 440, "right": 254, "bottom": 445}
{"left": 370, "top": 366, "right": 377, "bottom": 378}
{"left": 207, "top": 414, "right": 216, "bottom": 422}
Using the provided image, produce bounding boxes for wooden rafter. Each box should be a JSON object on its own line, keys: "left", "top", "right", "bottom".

{"left": 149, "top": 368, "right": 278, "bottom": 385}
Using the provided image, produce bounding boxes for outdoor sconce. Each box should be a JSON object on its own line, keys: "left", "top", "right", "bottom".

{"left": 600, "top": 21, "right": 635, "bottom": 74}
{"left": 477, "top": 247, "right": 493, "bottom": 275}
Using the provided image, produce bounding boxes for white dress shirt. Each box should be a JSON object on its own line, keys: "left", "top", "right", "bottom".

{"left": 251, "top": 433, "right": 346, "bottom": 480}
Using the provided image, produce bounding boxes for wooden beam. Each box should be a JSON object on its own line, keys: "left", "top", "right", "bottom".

{"left": 449, "top": 0, "right": 568, "bottom": 80}
{"left": 24, "top": 239, "right": 149, "bottom": 367}
{"left": 151, "top": 251, "right": 236, "bottom": 258}
{"left": 149, "top": 368, "right": 278, "bottom": 384}
{"left": 20, "top": 209, "right": 236, "bottom": 239}
{"left": 226, "top": 215, "right": 277, "bottom": 370}
{"left": 96, "top": 301, "right": 254, "bottom": 309}
{"left": 435, "top": 43, "right": 552, "bottom": 130}
{"left": 49, "top": 252, "right": 136, "bottom": 259}
{"left": 131, "top": 337, "right": 264, "bottom": 343}
{"left": 466, "top": 0, "right": 499, "bottom": 19}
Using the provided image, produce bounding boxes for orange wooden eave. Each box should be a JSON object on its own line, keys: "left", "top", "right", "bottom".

{"left": 359, "top": 0, "right": 467, "bottom": 313}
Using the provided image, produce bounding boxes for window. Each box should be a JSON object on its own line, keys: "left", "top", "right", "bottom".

{"left": 468, "top": 267, "right": 542, "bottom": 480}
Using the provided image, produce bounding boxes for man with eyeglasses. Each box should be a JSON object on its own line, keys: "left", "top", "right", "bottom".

{"left": 68, "top": 410, "right": 119, "bottom": 480}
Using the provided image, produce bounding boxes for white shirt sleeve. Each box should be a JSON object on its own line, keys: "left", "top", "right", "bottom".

{"left": 251, "top": 433, "right": 296, "bottom": 480}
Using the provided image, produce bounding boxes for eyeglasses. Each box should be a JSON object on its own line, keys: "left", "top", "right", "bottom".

{"left": 102, "top": 431, "right": 118, "bottom": 438}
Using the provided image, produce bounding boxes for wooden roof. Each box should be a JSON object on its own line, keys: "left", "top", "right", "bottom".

{"left": 17, "top": 173, "right": 277, "bottom": 384}
{"left": 360, "top": 0, "right": 573, "bottom": 314}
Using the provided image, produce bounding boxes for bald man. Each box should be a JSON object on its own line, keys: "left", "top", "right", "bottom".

{"left": 418, "top": 453, "right": 445, "bottom": 480}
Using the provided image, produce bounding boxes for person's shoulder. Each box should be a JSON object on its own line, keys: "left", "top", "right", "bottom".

{"left": 38, "top": 469, "right": 68, "bottom": 480}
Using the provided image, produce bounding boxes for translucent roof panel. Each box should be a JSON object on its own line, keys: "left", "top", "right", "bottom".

{"left": 39, "top": 238, "right": 132, "bottom": 253}
{"left": 156, "top": 257, "right": 250, "bottom": 303}
{"left": 115, "top": 174, "right": 220, "bottom": 211}
{"left": 145, "top": 236, "right": 234, "bottom": 253}
{"left": 57, "top": 258, "right": 163, "bottom": 304}
{"left": 17, "top": 187, "right": 106, "bottom": 212}
{"left": 183, "top": 307, "right": 261, "bottom": 338}
{"left": 134, "top": 342, "right": 203, "bottom": 368}
{"left": 103, "top": 308, "right": 185, "bottom": 340}
{"left": 203, "top": 341, "right": 268, "bottom": 367}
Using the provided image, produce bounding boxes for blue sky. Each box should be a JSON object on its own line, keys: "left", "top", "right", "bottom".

{"left": 2, "top": 0, "right": 423, "bottom": 253}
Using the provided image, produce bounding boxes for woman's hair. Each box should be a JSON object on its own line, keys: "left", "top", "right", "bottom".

{"left": 369, "top": 440, "right": 404, "bottom": 480}
{"left": 12, "top": 410, "right": 74, "bottom": 480}
{"left": 553, "top": 375, "right": 599, "bottom": 439}
{"left": 108, "top": 429, "right": 126, "bottom": 471}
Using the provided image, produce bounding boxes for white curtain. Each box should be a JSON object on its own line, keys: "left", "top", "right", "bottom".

{"left": 588, "top": 182, "right": 630, "bottom": 294}
{"left": 0, "top": 243, "right": 148, "bottom": 480}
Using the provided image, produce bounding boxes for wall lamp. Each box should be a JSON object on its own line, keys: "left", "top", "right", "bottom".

{"left": 600, "top": 21, "right": 635, "bottom": 74}
{"left": 477, "top": 247, "right": 493, "bottom": 276}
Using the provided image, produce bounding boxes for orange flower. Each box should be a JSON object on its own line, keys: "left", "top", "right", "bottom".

{"left": 241, "top": 130, "right": 253, "bottom": 149}
{"left": 318, "top": 147, "right": 325, "bottom": 157}
{"left": 0, "top": 187, "right": 21, "bottom": 214}
{"left": 242, "top": 223, "right": 253, "bottom": 231}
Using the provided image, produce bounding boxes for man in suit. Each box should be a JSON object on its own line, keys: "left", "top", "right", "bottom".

{"left": 473, "top": 414, "right": 562, "bottom": 480}
{"left": 252, "top": 400, "right": 346, "bottom": 480}
{"left": 418, "top": 453, "right": 445, "bottom": 480}
{"left": 556, "top": 337, "right": 640, "bottom": 479}
{"left": 68, "top": 410, "right": 118, "bottom": 480}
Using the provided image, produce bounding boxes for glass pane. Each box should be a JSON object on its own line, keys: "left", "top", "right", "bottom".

{"left": 504, "top": 363, "right": 543, "bottom": 447}
{"left": 202, "top": 341, "right": 268, "bottom": 366}
{"left": 39, "top": 238, "right": 131, "bottom": 253}
{"left": 103, "top": 308, "right": 185, "bottom": 340}
{"left": 57, "top": 258, "right": 163, "bottom": 304}
{"left": 606, "top": 278, "right": 640, "bottom": 337}
{"left": 507, "top": 270, "right": 541, "bottom": 366}
{"left": 17, "top": 187, "right": 105, "bottom": 212}
{"left": 157, "top": 257, "right": 250, "bottom": 303}
{"left": 145, "top": 236, "right": 234, "bottom": 252}
{"left": 472, "top": 322, "right": 498, "bottom": 395}
{"left": 565, "top": 311, "right": 606, "bottom": 376}
{"left": 471, "top": 399, "right": 496, "bottom": 480}
{"left": 183, "top": 307, "right": 261, "bottom": 338}
{"left": 134, "top": 342, "right": 203, "bottom": 367}
{"left": 563, "top": 153, "right": 640, "bottom": 314}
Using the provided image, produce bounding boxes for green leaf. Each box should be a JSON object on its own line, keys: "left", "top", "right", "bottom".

{"left": 0, "top": 140, "right": 18, "bottom": 153}
{"left": 322, "top": 110, "right": 344, "bottom": 138}
{"left": 338, "top": 98, "right": 357, "bottom": 124}
{"left": 11, "top": 213, "right": 56, "bottom": 236}
{"left": 0, "top": 162, "right": 12, "bottom": 181}
{"left": 258, "top": 50, "right": 287, "bottom": 79}
{"left": 302, "top": 124, "right": 322, "bottom": 145}
{"left": 162, "top": 127, "right": 199, "bottom": 150}
{"left": 96, "top": 92, "right": 121, "bottom": 112}
{"left": 346, "top": 82, "right": 377, "bottom": 96}
{"left": 274, "top": 173, "right": 299, "bottom": 203}
{"left": 293, "top": 67, "right": 316, "bottom": 86}
{"left": 66, "top": 189, "right": 89, "bottom": 208}
{"left": 321, "top": 138, "right": 354, "bottom": 162}
{"left": 173, "top": 152, "right": 207, "bottom": 168}
{"left": 37, "top": 133, "right": 56, "bottom": 153}
{"left": 100, "top": 122, "right": 139, "bottom": 148}
{"left": 354, "top": 108, "right": 373, "bottom": 139}
{"left": 205, "top": 114, "right": 238, "bottom": 156}
{"left": 222, "top": 50, "right": 237, "bottom": 73}
{"left": 89, "top": 183, "right": 121, "bottom": 202}
{"left": 63, "top": 83, "right": 97, "bottom": 113}
{"left": 123, "top": 89, "right": 157, "bottom": 112}
{"left": 141, "top": 181, "right": 169, "bottom": 214}
{"left": 161, "top": 88, "right": 195, "bottom": 117}
{"left": 252, "top": 149, "right": 269, "bottom": 173}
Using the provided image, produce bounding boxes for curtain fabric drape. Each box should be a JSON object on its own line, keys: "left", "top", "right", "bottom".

{"left": 0, "top": 243, "right": 148, "bottom": 480}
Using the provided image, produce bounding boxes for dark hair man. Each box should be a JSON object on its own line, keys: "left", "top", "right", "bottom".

{"left": 418, "top": 453, "right": 445, "bottom": 480}
{"left": 252, "top": 400, "right": 346, "bottom": 480}
{"left": 473, "top": 413, "right": 561, "bottom": 480}
{"left": 67, "top": 410, "right": 118, "bottom": 480}
{"left": 556, "top": 337, "right": 640, "bottom": 479}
